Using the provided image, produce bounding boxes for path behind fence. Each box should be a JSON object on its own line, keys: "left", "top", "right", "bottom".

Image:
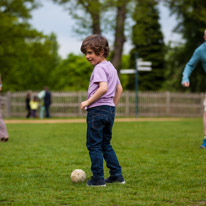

{"left": 0, "top": 91, "right": 205, "bottom": 117}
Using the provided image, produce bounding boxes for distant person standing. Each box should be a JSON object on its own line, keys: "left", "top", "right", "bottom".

{"left": 25, "top": 92, "right": 31, "bottom": 118}
{"left": 181, "top": 28, "right": 206, "bottom": 148}
{"left": 0, "top": 77, "right": 9, "bottom": 142}
{"left": 44, "top": 87, "right": 51, "bottom": 118}
{"left": 38, "top": 90, "right": 45, "bottom": 119}
{"left": 30, "top": 96, "right": 39, "bottom": 118}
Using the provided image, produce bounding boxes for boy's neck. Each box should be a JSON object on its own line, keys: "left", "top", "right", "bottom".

{"left": 99, "top": 58, "right": 107, "bottom": 64}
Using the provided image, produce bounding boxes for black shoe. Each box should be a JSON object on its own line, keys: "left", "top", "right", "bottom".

{"left": 86, "top": 177, "right": 106, "bottom": 187}
{"left": 1, "top": 137, "right": 9, "bottom": 142}
{"left": 105, "top": 175, "right": 125, "bottom": 184}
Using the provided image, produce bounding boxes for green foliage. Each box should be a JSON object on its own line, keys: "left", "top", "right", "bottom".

{"left": 0, "top": 0, "right": 61, "bottom": 91}
{"left": 0, "top": 0, "right": 39, "bottom": 18}
{"left": 119, "top": 55, "right": 131, "bottom": 89}
{"left": 52, "top": 0, "right": 102, "bottom": 35}
{"left": 162, "top": 44, "right": 186, "bottom": 91}
{"left": 51, "top": 54, "right": 92, "bottom": 91}
{"left": 1, "top": 119, "right": 206, "bottom": 205}
{"left": 165, "top": 0, "right": 206, "bottom": 44}
{"left": 164, "top": 0, "right": 206, "bottom": 92}
{"left": 129, "top": 0, "right": 165, "bottom": 91}
{"left": 18, "top": 33, "right": 61, "bottom": 90}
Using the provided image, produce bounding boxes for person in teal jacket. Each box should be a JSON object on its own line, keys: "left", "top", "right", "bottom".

{"left": 182, "top": 29, "right": 206, "bottom": 148}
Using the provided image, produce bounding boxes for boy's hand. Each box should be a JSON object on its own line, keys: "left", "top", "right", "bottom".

{"left": 80, "top": 82, "right": 107, "bottom": 111}
{"left": 182, "top": 82, "right": 190, "bottom": 87}
{"left": 80, "top": 100, "right": 90, "bottom": 111}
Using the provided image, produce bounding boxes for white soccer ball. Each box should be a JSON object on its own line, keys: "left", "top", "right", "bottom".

{"left": 71, "top": 169, "right": 86, "bottom": 183}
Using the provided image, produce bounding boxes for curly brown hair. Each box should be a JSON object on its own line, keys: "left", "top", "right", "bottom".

{"left": 81, "top": 34, "right": 109, "bottom": 58}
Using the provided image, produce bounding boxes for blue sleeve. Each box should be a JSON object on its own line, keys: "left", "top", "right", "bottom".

{"left": 181, "top": 49, "right": 201, "bottom": 84}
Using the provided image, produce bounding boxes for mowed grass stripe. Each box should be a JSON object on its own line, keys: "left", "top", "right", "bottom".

{"left": 4, "top": 117, "right": 188, "bottom": 124}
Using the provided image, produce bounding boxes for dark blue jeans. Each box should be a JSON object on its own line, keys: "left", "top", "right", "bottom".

{"left": 86, "top": 105, "right": 122, "bottom": 179}
{"left": 45, "top": 104, "right": 50, "bottom": 118}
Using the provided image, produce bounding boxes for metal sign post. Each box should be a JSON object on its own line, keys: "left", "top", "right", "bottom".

{"left": 120, "top": 54, "right": 152, "bottom": 117}
{"left": 135, "top": 53, "right": 138, "bottom": 117}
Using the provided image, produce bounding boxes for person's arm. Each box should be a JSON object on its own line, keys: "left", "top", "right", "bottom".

{"left": 80, "top": 82, "right": 108, "bottom": 110}
{"left": 114, "top": 84, "right": 123, "bottom": 106}
{"left": 0, "top": 74, "right": 2, "bottom": 90}
{"left": 182, "top": 49, "right": 200, "bottom": 87}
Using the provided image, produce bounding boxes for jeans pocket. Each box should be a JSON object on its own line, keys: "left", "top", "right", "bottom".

{"left": 92, "top": 113, "right": 106, "bottom": 129}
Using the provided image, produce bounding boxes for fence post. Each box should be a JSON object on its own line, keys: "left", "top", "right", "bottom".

{"left": 78, "top": 92, "right": 82, "bottom": 117}
{"left": 166, "top": 92, "right": 171, "bottom": 116}
{"left": 125, "top": 91, "right": 129, "bottom": 116}
{"left": 200, "top": 93, "right": 205, "bottom": 115}
{"left": 6, "top": 91, "right": 11, "bottom": 117}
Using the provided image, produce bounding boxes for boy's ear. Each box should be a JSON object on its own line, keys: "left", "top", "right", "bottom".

{"left": 100, "top": 49, "right": 104, "bottom": 56}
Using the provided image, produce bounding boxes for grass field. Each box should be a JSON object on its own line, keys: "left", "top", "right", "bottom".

{"left": 1, "top": 118, "right": 206, "bottom": 206}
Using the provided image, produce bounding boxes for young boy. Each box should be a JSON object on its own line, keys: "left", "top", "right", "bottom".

{"left": 80, "top": 34, "right": 125, "bottom": 186}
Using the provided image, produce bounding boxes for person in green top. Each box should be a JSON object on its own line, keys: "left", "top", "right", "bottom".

{"left": 182, "top": 29, "right": 206, "bottom": 148}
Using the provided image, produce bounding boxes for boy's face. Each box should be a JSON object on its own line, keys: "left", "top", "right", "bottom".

{"left": 85, "top": 48, "right": 105, "bottom": 66}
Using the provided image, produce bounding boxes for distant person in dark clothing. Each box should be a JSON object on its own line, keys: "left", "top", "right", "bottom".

{"left": 25, "top": 92, "right": 31, "bottom": 118}
{"left": 44, "top": 87, "right": 52, "bottom": 118}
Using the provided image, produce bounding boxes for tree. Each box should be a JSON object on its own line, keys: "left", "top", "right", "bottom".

{"left": 0, "top": 0, "right": 41, "bottom": 90}
{"left": 164, "top": 0, "right": 206, "bottom": 92}
{"left": 163, "top": 44, "right": 187, "bottom": 91}
{"left": 52, "top": 0, "right": 102, "bottom": 35}
{"left": 110, "top": 0, "right": 128, "bottom": 71}
{"left": 0, "top": 0, "right": 61, "bottom": 91}
{"left": 19, "top": 33, "right": 61, "bottom": 90}
{"left": 165, "top": 0, "right": 206, "bottom": 46}
{"left": 51, "top": 0, "right": 130, "bottom": 71}
{"left": 127, "top": 0, "right": 165, "bottom": 91}
{"left": 51, "top": 54, "right": 92, "bottom": 91}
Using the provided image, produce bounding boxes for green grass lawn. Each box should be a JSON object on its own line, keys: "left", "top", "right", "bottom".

{"left": 1, "top": 118, "right": 206, "bottom": 206}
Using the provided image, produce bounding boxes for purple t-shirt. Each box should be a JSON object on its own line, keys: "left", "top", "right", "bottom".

{"left": 87, "top": 61, "right": 121, "bottom": 109}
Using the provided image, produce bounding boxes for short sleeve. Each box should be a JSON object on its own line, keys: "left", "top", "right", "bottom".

{"left": 93, "top": 66, "right": 107, "bottom": 83}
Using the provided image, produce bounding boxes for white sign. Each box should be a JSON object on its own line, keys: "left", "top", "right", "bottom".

{"left": 138, "top": 66, "right": 152, "bottom": 71}
{"left": 137, "top": 58, "right": 152, "bottom": 71}
{"left": 120, "top": 69, "right": 136, "bottom": 74}
{"left": 120, "top": 58, "right": 152, "bottom": 74}
{"left": 137, "top": 60, "right": 152, "bottom": 67}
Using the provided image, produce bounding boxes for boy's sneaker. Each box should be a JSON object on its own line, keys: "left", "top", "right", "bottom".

{"left": 200, "top": 139, "right": 206, "bottom": 148}
{"left": 86, "top": 177, "right": 106, "bottom": 187}
{"left": 105, "top": 175, "right": 125, "bottom": 184}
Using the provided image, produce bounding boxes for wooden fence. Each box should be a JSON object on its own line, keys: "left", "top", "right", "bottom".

{"left": 0, "top": 91, "right": 205, "bottom": 118}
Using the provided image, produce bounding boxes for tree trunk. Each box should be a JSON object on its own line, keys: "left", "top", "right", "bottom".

{"left": 91, "top": 13, "right": 101, "bottom": 34}
{"left": 111, "top": 1, "right": 127, "bottom": 72}
{"left": 80, "top": 0, "right": 101, "bottom": 34}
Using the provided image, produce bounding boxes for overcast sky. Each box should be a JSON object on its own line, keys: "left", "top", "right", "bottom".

{"left": 30, "top": 0, "right": 181, "bottom": 59}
